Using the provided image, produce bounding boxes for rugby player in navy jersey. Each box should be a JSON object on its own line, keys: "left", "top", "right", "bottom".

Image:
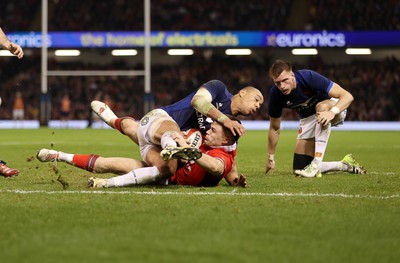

{"left": 86, "top": 80, "right": 263, "bottom": 185}
{"left": 266, "top": 59, "right": 366, "bottom": 178}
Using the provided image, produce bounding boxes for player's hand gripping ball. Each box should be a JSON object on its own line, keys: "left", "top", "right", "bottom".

{"left": 182, "top": 128, "right": 203, "bottom": 148}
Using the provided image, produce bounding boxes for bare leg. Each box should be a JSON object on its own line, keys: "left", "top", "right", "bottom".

{"left": 93, "top": 157, "right": 147, "bottom": 174}
{"left": 37, "top": 149, "right": 147, "bottom": 175}
{"left": 120, "top": 118, "right": 139, "bottom": 145}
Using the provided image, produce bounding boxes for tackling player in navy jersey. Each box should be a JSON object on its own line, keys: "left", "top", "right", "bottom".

{"left": 266, "top": 59, "right": 366, "bottom": 177}
{"left": 160, "top": 80, "right": 235, "bottom": 133}
{"left": 89, "top": 80, "right": 263, "bottom": 184}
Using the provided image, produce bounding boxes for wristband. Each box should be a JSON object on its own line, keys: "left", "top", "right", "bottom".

{"left": 268, "top": 154, "right": 275, "bottom": 161}
{"left": 217, "top": 114, "right": 228, "bottom": 124}
{"left": 330, "top": 106, "right": 340, "bottom": 114}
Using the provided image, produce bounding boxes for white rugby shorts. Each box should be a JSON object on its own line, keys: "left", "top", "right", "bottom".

{"left": 137, "top": 109, "right": 175, "bottom": 163}
{"left": 297, "top": 100, "right": 347, "bottom": 140}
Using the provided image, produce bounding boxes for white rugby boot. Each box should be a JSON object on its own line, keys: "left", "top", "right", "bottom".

{"left": 294, "top": 161, "right": 322, "bottom": 178}
{"left": 37, "top": 148, "right": 59, "bottom": 162}
{"left": 90, "top": 100, "right": 118, "bottom": 128}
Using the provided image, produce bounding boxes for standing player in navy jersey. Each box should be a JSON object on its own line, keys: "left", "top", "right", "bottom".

{"left": 87, "top": 80, "right": 263, "bottom": 185}
{"left": 266, "top": 59, "right": 366, "bottom": 177}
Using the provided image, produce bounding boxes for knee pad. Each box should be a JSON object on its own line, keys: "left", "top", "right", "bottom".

{"left": 293, "top": 153, "right": 313, "bottom": 170}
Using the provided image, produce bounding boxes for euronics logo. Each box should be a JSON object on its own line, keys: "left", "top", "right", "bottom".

{"left": 7, "top": 32, "right": 52, "bottom": 48}
{"left": 269, "top": 31, "right": 346, "bottom": 47}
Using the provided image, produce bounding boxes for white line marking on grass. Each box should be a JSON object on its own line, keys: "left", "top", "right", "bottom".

{"left": 1, "top": 189, "right": 400, "bottom": 199}
{"left": 368, "top": 172, "right": 397, "bottom": 175}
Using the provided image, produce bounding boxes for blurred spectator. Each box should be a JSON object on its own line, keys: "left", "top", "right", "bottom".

{"left": 60, "top": 93, "right": 71, "bottom": 121}
{"left": 12, "top": 91, "right": 24, "bottom": 120}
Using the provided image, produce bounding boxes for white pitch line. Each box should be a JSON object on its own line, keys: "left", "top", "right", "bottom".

{"left": 368, "top": 171, "right": 397, "bottom": 175}
{"left": 1, "top": 189, "right": 399, "bottom": 199}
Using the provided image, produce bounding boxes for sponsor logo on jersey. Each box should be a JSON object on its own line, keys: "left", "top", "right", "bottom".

{"left": 196, "top": 113, "right": 214, "bottom": 131}
{"left": 189, "top": 133, "right": 202, "bottom": 148}
{"left": 140, "top": 116, "right": 149, "bottom": 126}
{"left": 291, "top": 97, "right": 317, "bottom": 112}
{"left": 196, "top": 111, "right": 206, "bottom": 131}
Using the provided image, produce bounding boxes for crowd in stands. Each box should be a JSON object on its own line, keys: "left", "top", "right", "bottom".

{"left": 1, "top": 55, "right": 399, "bottom": 122}
{"left": 306, "top": 0, "right": 400, "bottom": 31}
{"left": 3, "top": 0, "right": 400, "bottom": 31}
{"left": 150, "top": 0, "right": 292, "bottom": 31}
{"left": 0, "top": 1, "right": 40, "bottom": 31}
{"left": 48, "top": 0, "right": 292, "bottom": 31}
{"left": 1, "top": 1, "right": 400, "bottom": 122}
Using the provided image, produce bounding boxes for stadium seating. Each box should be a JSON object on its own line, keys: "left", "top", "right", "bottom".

{"left": 1, "top": 0, "right": 399, "bottom": 121}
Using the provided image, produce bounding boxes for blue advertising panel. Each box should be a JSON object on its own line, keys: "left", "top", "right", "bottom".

{"left": 6, "top": 31, "right": 400, "bottom": 48}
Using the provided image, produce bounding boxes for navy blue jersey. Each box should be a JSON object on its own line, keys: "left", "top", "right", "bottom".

{"left": 268, "top": 70, "right": 333, "bottom": 119}
{"left": 160, "top": 80, "right": 233, "bottom": 133}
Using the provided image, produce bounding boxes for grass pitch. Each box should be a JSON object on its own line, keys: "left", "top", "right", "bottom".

{"left": 0, "top": 128, "right": 399, "bottom": 263}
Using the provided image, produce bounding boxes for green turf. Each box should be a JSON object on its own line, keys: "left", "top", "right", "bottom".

{"left": 0, "top": 128, "right": 399, "bottom": 263}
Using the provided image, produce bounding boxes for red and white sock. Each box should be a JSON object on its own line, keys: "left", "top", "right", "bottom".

{"left": 71, "top": 154, "right": 100, "bottom": 172}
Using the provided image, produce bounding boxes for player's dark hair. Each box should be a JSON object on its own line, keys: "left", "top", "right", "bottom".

{"left": 269, "top": 59, "right": 292, "bottom": 79}
{"left": 225, "top": 114, "right": 242, "bottom": 143}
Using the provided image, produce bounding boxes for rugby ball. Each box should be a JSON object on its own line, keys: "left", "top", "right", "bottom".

{"left": 182, "top": 128, "right": 203, "bottom": 148}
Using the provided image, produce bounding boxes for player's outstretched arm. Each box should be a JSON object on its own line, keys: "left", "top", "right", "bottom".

{"left": 225, "top": 162, "right": 247, "bottom": 187}
{"left": 0, "top": 27, "right": 23, "bottom": 59}
{"left": 266, "top": 117, "right": 281, "bottom": 174}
